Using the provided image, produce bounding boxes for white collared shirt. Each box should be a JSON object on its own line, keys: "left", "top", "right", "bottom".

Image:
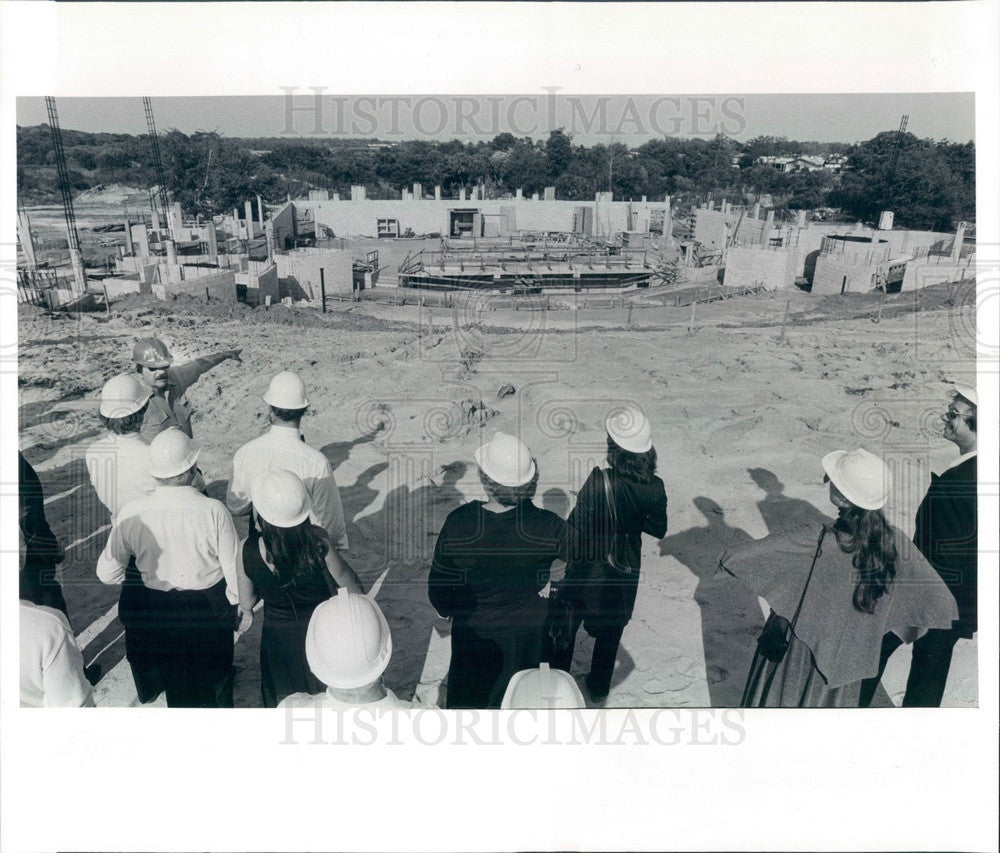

{"left": 946, "top": 449, "right": 977, "bottom": 472}
{"left": 278, "top": 687, "right": 414, "bottom": 710}
{"left": 226, "top": 424, "right": 348, "bottom": 549}
{"left": 97, "top": 485, "right": 241, "bottom": 603}
{"left": 20, "top": 600, "right": 94, "bottom": 708}
{"left": 85, "top": 432, "right": 158, "bottom": 518}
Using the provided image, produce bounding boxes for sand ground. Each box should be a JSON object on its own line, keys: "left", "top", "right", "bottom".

{"left": 16, "top": 280, "right": 979, "bottom": 708}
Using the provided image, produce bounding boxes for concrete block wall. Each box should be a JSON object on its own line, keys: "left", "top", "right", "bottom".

{"left": 274, "top": 248, "right": 354, "bottom": 298}
{"left": 902, "top": 255, "right": 975, "bottom": 291}
{"left": 723, "top": 246, "right": 797, "bottom": 291}
{"left": 164, "top": 269, "right": 238, "bottom": 302}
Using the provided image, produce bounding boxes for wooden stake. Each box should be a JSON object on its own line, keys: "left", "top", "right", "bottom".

{"left": 875, "top": 292, "right": 884, "bottom": 324}
{"left": 778, "top": 299, "right": 790, "bottom": 341}
{"left": 688, "top": 301, "right": 697, "bottom": 332}
{"left": 102, "top": 284, "right": 111, "bottom": 316}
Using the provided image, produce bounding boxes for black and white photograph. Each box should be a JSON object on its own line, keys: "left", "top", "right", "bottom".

{"left": 2, "top": 3, "right": 997, "bottom": 852}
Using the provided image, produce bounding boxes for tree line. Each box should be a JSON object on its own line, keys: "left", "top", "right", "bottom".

{"left": 17, "top": 125, "right": 974, "bottom": 231}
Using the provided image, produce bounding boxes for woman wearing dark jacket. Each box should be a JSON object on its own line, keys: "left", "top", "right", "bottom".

{"left": 241, "top": 469, "right": 363, "bottom": 707}
{"left": 547, "top": 407, "right": 668, "bottom": 701}
{"left": 429, "top": 432, "right": 569, "bottom": 709}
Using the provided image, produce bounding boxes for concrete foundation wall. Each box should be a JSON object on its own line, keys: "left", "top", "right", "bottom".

{"left": 693, "top": 209, "right": 733, "bottom": 249}
{"left": 271, "top": 202, "right": 297, "bottom": 249}
{"left": 164, "top": 269, "right": 238, "bottom": 302}
{"left": 723, "top": 246, "right": 797, "bottom": 290}
{"left": 300, "top": 198, "right": 667, "bottom": 239}
{"left": 902, "top": 256, "right": 976, "bottom": 291}
{"left": 811, "top": 257, "right": 878, "bottom": 294}
{"left": 275, "top": 248, "right": 354, "bottom": 298}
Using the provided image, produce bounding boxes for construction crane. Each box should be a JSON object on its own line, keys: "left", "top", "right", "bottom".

{"left": 44, "top": 96, "right": 86, "bottom": 294}
{"left": 879, "top": 114, "right": 909, "bottom": 216}
{"left": 143, "top": 96, "right": 173, "bottom": 240}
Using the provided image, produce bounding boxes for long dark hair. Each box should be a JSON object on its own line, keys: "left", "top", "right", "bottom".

{"left": 832, "top": 506, "right": 897, "bottom": 613}
{"left": 99, "top": 400, "right": 149, "bottom": 435}
{"left": 606, "top": 435, "right": 657, "bottom": 484}
{"left": 257, "top": 516, "right": 329, "bottom": 585}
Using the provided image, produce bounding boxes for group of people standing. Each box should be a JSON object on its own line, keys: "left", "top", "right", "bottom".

{"left": 18, "top": 332, "right": 979, "bottom": 711}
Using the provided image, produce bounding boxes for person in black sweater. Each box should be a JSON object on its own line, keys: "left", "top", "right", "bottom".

{"left": 429, "top": 432, "right": 569, "bottom": 709}
{"left": 546, "top": 407, "right": 668, "bottom": 701}
{"left": 18, "top": 452, "right": 68, "bottom": 616}
{"left": 242, "top": 469, "right": 363, "bottom": 707}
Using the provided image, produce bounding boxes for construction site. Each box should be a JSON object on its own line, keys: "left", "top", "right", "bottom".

{"left": 14, "top": 99, "right": 980, "bottom": 713}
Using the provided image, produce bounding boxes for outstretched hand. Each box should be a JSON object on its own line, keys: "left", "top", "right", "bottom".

{"left": 229, "top": 348, "right": 243, "bottom": 365}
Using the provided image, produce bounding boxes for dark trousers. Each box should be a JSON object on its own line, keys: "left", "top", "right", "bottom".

{"left": 119, "top": 577, "right": 236, "bottom": 708}
{"left": 543, "top": 608, "right": 625, "bottom": 699}
{"left": 20, "top": 563, "right": 68, "bottom": 618}
{"left": 859, "top": 629, "right": 962, "bottom": 708}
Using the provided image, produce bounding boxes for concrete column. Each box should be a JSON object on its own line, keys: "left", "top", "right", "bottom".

{"left": 165, "top": 238, "right": 178, "bottom": 265}
{"left": 459, "top": 187, "right": 467, "bottom": 201}
{"left": 765, "top": 209, "right": 775, "bottom": 227}
{"left": 515, "top": 188, "right": 523, "bottom": 200}
{"left": 332, "top": 193, "right": 340, "bottom": 202}
{"left": 136, "top": 224, "right": 150, "bottom": 259}
{"left": 878, "top": 210, "right": 894, "bottom": 230}
{"left": 796, "top": 210, "right": 807, "bottom": 228}
{"left": 951, "top": 221, "right": 967, "bottom": 262}
{"left": 244, "top": 200, "right": 255, "bottom": 239}
{"left": 683, "top": 243, "right": 694, "bottom": 265}
{"left": 434, "top": 185, "right": 441, "bottom": 201}
{"left": 413, "top": 182, "right": 422, "bottom": 199}
{"left": 752, "top": 202, "right": 761, "bottom": 218}
{"left": 18, "top": 210, "right": 38, "bottom": 269}
{"left": 207, "top": 220, "right": 218, "bottom": 262}
{"left": 168, "top": 202, "right": 183, "bottom": 238}
{"left": 232, "top": 208, "right": 239, "bottom": 237}
{"left": 257, "top": 194, "right": 265, "bottom": 231}
{"left": 69, "top": 248, "right": 86, "bottom": 294}
{"left": 265, "top": 225, "right": 276, "bottom": 260}
{"left": 123, "top": 218, "right": 134, "bottom": 255}
{"left": 544, "top": 186, "right": 556, "bottom": 201}
{"left": 351, "top": 185, "right": 366, "bottom": 201}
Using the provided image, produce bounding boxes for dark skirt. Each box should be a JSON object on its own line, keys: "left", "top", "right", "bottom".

{"left": 260, "top": 606, "right": 325, "bottom": 708}
{"left": 445, "top": 596, "right": 547, "bottom": 710}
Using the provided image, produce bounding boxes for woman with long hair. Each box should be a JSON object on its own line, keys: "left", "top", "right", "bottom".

{"left": 721, "top": 448, "right": 959, "bottom": 708}
{"left": 546, "top": 406, "right": 668, "bottom": 702}
{"left": 428, "top": 432, "right": 569, "bottom": 709}
{"left": 241, "top": 469, "right": 363, "bottom": 707}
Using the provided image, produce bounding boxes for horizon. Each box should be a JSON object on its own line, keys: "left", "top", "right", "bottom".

{"left": 16, "top": 93, "right": 975, "bottom": 146}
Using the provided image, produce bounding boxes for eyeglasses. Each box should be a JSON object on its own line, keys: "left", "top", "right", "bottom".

{"left": 943, "top": 408, "right": 965, "bottom": 421}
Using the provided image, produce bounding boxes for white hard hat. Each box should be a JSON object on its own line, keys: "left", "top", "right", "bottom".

{"left": 148, "top": 427, "right": 201, "bottom": 479}
{"left": 263, "top": 371, "right": 309, "bottom": 409}
{"left": 821, "top": 448, "right": 891, "bottom": 511}
{"left": 305, "top": 591, "right": 393, "bottom": 689}
{"left": 99, "top": 373, "right": 152, "bottom": 418}
{"left": 474, "top": 431, "right": 536, "bottom": 487}
{"left": 606, "top": 405, "right": 652, "bottom": 453}
{"left": 953, "top": 385, "right": 977, "bottom": 407}
{"left": 501, "top": 663, "right": 586, "bottom": 709}
{"left": 252, "top": 469, "right": 311, "bottom": 528}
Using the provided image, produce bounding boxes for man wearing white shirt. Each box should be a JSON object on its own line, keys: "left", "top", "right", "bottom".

{"left": 227, "top": 371, "right": 348, "bottom": 550}
{"left": 20, "top": 600, "right": 94, "bottom": 708}
{"left": 97, "top": 428, "right": 254, "bottom": 707}
{"left": 86, "top": 373, "right": 157, "bottom": 518}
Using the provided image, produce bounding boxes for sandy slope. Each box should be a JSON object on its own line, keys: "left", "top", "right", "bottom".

{"left": 17, "top": 281, "right": 979, "bottom": 707}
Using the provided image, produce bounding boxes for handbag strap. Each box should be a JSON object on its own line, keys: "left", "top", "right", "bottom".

{"left": 786, "top": 524, "right": 828, "bottom": 638}
{"left": 600, "top": 467, "right": 619, "bottom": 533}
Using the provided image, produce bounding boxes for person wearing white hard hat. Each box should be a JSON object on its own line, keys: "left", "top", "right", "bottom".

{"left": 131, "top": 336, "right": 242, "bottom": 444}
{"left": 861, "top": 384, "right": 977, "bottom": 707}
{"left": 241, "top": 470, "right": 363, "bottom": 707}
{"left": 720, "top": 448, "right": 958, "bottom": 707}
{"left": 545, "top": 406, "right": 667, "bottom": 702}
{"left": 279, "top": 591, "right": 414, "bottom": 709}
{"left": 429, "top": 431, "right": 570, "bottom": 709}
{"left": 97, "top": 428, "right": 254, "bottom": 707}
{"left": 85, "top": 373, "right": 157, "bottom": 518}
{"left": 227, "top": 370, "right": 348, "bottom": 551}
{"left": 501, "top": 662, "right": 585, "bottom": 709}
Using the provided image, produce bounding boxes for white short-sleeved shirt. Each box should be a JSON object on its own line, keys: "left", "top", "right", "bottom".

{"left": 97, "top": 485, "right": 241, "bottom": 603}
{"left": 20, "top": 601, "right": 94, "bottom": 708}
{"left": 278, "top": 687, "right": 414, "bottom": 710}
{"left": 227, "top": 424, "right": 348, "bottom": 549}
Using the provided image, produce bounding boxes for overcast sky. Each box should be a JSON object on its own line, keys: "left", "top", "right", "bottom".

{"left": 17, "top": 93, "right": 974, "bottom": 146}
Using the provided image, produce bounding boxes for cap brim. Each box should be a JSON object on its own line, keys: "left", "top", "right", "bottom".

{"left": 953, "top": 385, "right": 977, "bottom": 407}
